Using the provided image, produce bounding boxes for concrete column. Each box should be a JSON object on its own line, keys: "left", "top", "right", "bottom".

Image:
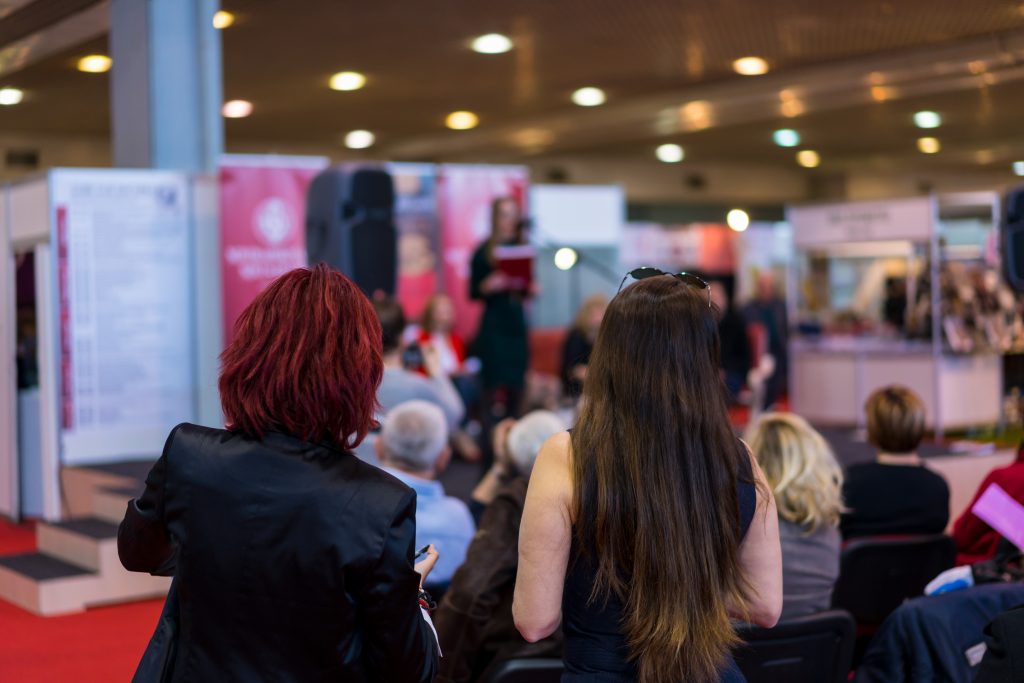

{"left": 109, "top": 0, "right": 225, "bottom": 427}
{"left": 110, "top": 0, "right": 224, "bottom": 172}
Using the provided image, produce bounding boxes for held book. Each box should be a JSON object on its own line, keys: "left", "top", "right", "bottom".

{"left": 493, "top": 244, "right": 535, "bottom": 292}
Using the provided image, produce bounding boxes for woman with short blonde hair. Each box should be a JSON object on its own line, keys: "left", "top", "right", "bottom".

{"left": 746, "top": 412, "right": 843, "bottom": 619}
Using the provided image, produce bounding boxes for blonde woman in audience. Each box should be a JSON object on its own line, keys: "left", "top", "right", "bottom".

{"left": 746, "top": 413, "right": 844, "bottom": 620}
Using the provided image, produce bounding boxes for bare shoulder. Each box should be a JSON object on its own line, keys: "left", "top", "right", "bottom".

{"left": 528, "top": 432, "right": 574, "bottom": 506}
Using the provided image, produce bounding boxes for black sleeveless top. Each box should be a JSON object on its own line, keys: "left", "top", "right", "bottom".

{"left": 561, "top": 447, "right": 758, "bottom": 683}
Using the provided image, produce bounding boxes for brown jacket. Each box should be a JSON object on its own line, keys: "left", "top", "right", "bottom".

{"left": 433, "top": 477, "right": 562, "bottom": 682}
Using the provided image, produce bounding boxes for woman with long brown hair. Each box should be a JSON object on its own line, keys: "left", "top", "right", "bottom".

{"left": 514, "top": 270, "right": 782, "bottom": 682}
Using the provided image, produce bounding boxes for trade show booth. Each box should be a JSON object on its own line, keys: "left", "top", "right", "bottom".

{"left": 788, "top": 193, "right": 1010, "bottom": 434}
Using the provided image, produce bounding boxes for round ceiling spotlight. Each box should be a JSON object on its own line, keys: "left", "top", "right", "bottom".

{"left": 329, "top": 71, "right": 367, "bottom": 91}
{"left": 344, "top": 130, "right": 375, "bottom": 149}
{"left": 77, "top": 54, "right": 111, "bottom": 73}
{"left": 0, "top": 87, "right": 24, "bottom": 106}
{"left": 732, "top": 56, "right": 769, "bottom": 76}
{"left": 221, "top": 100, "right": 253, "bottom": 118}
{"left": 917, "top": 137, "right": 941, "bottom": 154}
{"left": 554, "top": 247, "right": 579, "bottom": 271}
{"left": 655, "top": 143, "right": 685, "bottom": 163}
{"left": 727, "top": 209, "right": 750, "bottom": 232}
{"left": 446, "top": 111, "right": 479, "bottom": 130}
{"left": 773, "top": 129, "right": 801, "bottom": 147}
{"left": 913, "top": 111, "right": 942, "bottom": 129}
{"left": 212, "top": 10, "right": 235, "bottom": 29}
{"left": 571, "top": 87, "right": 606, "bottom": 107}
{"left": 796, "top": 150, "right": 821, "bottom": 168}
{"left": 1012, "top": 161, "right": 1024, "bottom": 176}
{"left": 471, "top": 33, "right": 513, "bottom": 54}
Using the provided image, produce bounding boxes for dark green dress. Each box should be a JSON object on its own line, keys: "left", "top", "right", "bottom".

{"left": 470, "top": 243, "right": 529, "bottom": 389}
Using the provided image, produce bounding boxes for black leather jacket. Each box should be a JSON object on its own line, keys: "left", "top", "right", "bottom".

{"left": 118, "top": 423, "right": 438, "bottom": 682}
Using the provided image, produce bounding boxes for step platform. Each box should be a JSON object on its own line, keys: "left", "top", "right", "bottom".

{"left": 0, "top": 461, "right": 169, "bottom": 616}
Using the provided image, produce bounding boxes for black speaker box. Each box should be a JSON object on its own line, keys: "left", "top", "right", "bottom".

{"left": 306, "top": 166, "right": 398, "bottom": 296}
{"left": 1002, "top": 185, "right": 1024, "bottom": 292}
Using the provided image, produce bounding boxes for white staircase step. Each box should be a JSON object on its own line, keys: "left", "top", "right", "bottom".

{"left": 3, "top": 517, "right": 172, "bottom": 615}
{"left": 92, "top": 486, "right": 137, "bottom": 525}
{"left": 36, "top": 518, "right": 119, "bottom": 572}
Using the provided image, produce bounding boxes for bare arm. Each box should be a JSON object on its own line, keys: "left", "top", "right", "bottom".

{"left": 732, "top": 450, "right": 783, "bottom": 628}
{"left": 513, "top": 432, "right": 573, "bottom": 643}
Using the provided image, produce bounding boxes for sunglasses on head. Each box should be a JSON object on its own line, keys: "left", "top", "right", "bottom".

{"left": 617, "top": 267, "right": 711, "bottom": 307}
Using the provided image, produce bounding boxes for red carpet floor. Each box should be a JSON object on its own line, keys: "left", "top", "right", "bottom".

{"left": 0, "top": 519, "right": 163, "bottom": 682}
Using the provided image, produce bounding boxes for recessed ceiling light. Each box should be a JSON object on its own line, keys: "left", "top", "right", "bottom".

{"left": 344, "top": 130, "right": 375, "bottom": 149}
{"left": 913, "top": 111, "right": 942, "bottom": 129}
{"left": 732, "top": 56, "right": 769, "bottom": 76}
{"left": 471, "top": 33, "right": 513, "bottom": 54}
{"left": 917, "top": 137, "right": 941, "bottom": 154}
{"left": 773, "top": 129, "right": 801, "bottom": 147}
{"left": 0, "top": 87, "right": 24, "bottom": 106}
{"left": 77, "top": 54, "right": 111, "bottom": 73}
{"left": 212, "top": 10, "right": 234, "bottom": 29}
{"left": 222, "top": 100, "right": 253, "bottom": 118}
{"left": 727, "top": 209, "right": 750, "bottom": 232}
{"left": 329, "top": 71, "right": 366, "bottom": 91}
{"left": 571, "top": 87, "right": 606, "bottom": 107}
{"left": 655, "top": 143, "right": 685, "bottom": 163}
{"left": 446, "top": 111, "right": 479, "bottom": 130}
{"left": 1013, "top": 161, "right": 1024, "bottom": 176}
{"left": 796, "top": 150, "right": 820, "bottom": 168}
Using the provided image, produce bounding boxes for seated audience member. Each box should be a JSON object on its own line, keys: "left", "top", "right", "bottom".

{"left": 953, "top": 445, "right": 1024, "bottom": 565}
{"left": 560, "top": 294, "right": 606, "bottom": 400}
{"left": 469, "top": 411, "right": 566, "bottom": 523}
{"left": 840, "top": 386, "right": 950, "bottom": 539}
{"left": 417, "top": 293, "right": 467, "bottom": 375}
{"left": 710, "top": 280, "right": 752, "bottom": 404}
{"left": 418, "top": 293, "right": 482, "bottom": 463}
{"left": 377, "top": 400, "right": 475, "bottom": 586}
{"left": 434, "top": 411, "right": 566, "bottom": 683}
{"left": 118, "top": 265, "right": 439, "bottom": 682}
{"left": 375, "top": 296, "right": 465, "bottom": 429}
{"left": 746, "top": 412, "right": 844, "bottom": 619}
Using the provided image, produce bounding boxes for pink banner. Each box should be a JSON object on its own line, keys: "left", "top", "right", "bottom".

{"left": 437, "top": 164, "right": 529, "bottom": 340}
{"left": 220, "top": 158, "right": 327, "bottom": 344}
{"left": 390, "top": 163, "right": 441, "bottom": 323}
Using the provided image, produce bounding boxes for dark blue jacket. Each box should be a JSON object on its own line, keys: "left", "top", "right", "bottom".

{"left": 856, "top": 583, "right": 1024, "bottom": 683}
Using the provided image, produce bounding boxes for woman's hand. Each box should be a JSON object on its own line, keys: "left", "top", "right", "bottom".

{"left": 480, "top": 271, "right": 510, "bottom": 294}
{"left": 414, "top": 544, "right": 440, "bottom": 589}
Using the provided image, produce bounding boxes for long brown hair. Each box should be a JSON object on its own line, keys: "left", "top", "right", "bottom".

{"left": 571, "top": 275, "right": 753, "bottom": 683}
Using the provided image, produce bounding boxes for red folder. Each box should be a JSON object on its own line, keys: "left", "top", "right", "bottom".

{"left": 494, "top": 245, "right": 535, "bottom": 292}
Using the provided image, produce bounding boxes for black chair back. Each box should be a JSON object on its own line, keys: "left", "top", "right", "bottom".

{"left": 480, "top": 658, "right": 563, "bottom": 683}
{"left": 832, "top": 534, "right": 956, "bottom": 627}
{"left": 733, "top": 609, "right": 855, "bottom": 683}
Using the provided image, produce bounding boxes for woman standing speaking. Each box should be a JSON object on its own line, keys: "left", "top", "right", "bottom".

{"left": 470, "top": 197, "right": 531, "bottom": 430}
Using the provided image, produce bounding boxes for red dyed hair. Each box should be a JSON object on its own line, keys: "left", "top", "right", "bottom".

{"left": 219, "top": 265, "right": 383, "bottom": 450}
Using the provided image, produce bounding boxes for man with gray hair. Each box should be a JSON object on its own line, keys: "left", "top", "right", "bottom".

{"left": 376, "top": 400, "right": 475, "bottom": 586}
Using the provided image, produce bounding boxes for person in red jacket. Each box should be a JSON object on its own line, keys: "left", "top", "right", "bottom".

{"left": 418, "top": 294, "right": 467, "bottom": 375}
{"left": 952, "top": 445, "right": 1024, "bottom": 565}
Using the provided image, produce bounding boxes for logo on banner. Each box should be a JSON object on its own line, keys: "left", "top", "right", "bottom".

{"left": 253, "top": 198, "right": 293, "bottom": 246}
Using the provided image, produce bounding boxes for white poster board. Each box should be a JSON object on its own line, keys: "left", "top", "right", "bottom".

{"left": 51, "top": 169, "right": 196, "bottom": 464}
{"left": 789, "top": 197, "right": 934, "bottom": 247}
{"left": 529, "top": 184, "right": 624, "bottom": 246}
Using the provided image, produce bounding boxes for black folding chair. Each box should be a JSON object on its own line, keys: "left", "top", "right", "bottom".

{"left": 734, "top": 609, "right": 856, "bottom": 683}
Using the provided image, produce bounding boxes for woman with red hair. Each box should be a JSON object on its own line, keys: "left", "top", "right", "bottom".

{"left": 118, "top": 265, "right": 440, "bottom": 682}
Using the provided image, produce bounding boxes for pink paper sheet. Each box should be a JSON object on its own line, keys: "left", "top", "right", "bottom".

{"left": 971, "top": 482, "right": 1024, "bottom": 551}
